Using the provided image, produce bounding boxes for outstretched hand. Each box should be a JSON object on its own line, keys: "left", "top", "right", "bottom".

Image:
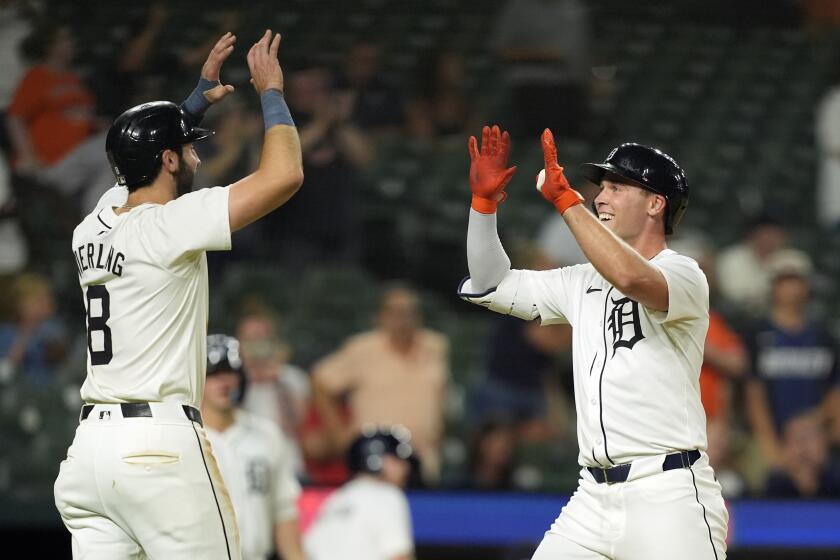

{"left": 247, "top": 30, "right": 284, "bottom": 93}
{"left": 538, "top": 129, "right": 584, "bottom": 215}
{"left": 468, "top": 125, "right": 517, "bottom": 214}
{"left": 201, "top": 32, "right": 237, "bottom": 104}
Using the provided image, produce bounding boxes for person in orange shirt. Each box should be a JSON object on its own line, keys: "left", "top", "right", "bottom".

{"left": 702, "top": 310, "right": 747, "bottom": 461}
{"left": 672, "top": 234, "right": 747, "bottom": 486}
{"left": 6, "top": 22, "right": 114, "bottom": 211}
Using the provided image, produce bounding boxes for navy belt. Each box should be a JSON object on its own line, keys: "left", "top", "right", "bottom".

{"left": 80, "top": 403, "right": 202, "bottom": 426}
{"left": 587, "top": 449, "right": 701, "bottom": 484}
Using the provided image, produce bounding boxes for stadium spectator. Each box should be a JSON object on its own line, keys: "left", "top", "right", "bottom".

{"left": 95, "top": 6, "right": 242, "bottom": 118}
{"left": 492, "top": 0, "right": 591, "bottom": 139}
{"left": 236, "top": 306, "right": 309, "bottom": 476}
{"left": 0, "top": 272, "right": 66, "bottom": 385}
{"left": 745, "top": 249, "right": 840, "bottom": 468}
{"left": 407, "top": 50, "right": 475, "bottom": 142}
{"left": 716, "top": 213, "right": 788, "bottom": 317}
{"left": 6, "top": 21, "right": 114, "bottom": 212}
{"left": 299, "top": 398, "right": 352, "bottom": 486}
{"left": 671, "top": 232, "right": 749, "bottom": 496}
{"left": 260, "top": 64, "right": 372, "bottom": 264}
{"left": 468, "top": 243, "right": 574, "bottom": 441}
{"left": 764, "top": 408, "right": 840, "bottom": 498}
{"left": 0, "top": 152, "right": 27, "bottom": 275}
{"left": 816, "top": 76, "right": 840, "bottom": 231}
{"left": 195, "top": 95, "right": 262, "bottom": 187}
{"left": 312, "top": 283, "right": 449, "bottom": 483}
{"left": 470, "top": 314, "right": 572, "bottom": 432}
{"left": 335, "top": 40, "right": 405, "bottom": 134}
{"left": 0, "top": 0, "right": 33, "bottom": 153}
{"left": 455, "top": 416, "right": 519, "bottom": 491}
{"left": 92, "top": 3, "right": 171, "bottom": 119}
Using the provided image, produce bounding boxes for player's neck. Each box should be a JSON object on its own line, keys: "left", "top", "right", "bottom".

{"left": 115, "top": 182, "right": 175, "bottom": 214}
{"left": 626, "top": 234, "right": 667, "bottom": 261}
{"left": 202, "top": 406, "right": 236, "bottom": 432}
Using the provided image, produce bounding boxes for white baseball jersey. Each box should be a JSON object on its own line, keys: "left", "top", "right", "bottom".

{"left": 304, "top": 477, "right": 414, "bottom": 560}
{"left": 207, "top": 411, "right": 302, "bottom": 560}
{"left": 460, "top": 248, "right": 710, "bottom": 468}
{"left": 72, "top": 185, "right": 231, "bottom": 407}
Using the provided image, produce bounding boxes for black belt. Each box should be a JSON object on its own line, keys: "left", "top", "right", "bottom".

{"left": 587, "top": 449, "right": 701, "bottom": 484}
{"left": 80, "top": 403, "right": 202, "bottom": 426}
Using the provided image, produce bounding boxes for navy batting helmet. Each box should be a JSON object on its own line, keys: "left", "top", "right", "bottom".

{"left": 106, "top": 101, "right": 213, "bottom": 189}
{"left": 206, "top": 334, "right": 247, "bottom": 404}
{"left": 347, "top": 425, "right": 415, "bottom": 475}
{"left": 581, "top": 143, "right": 689, "bottom": 235}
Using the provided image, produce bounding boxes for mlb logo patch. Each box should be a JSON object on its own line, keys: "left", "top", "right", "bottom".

{"left": 99, "top": 410, "right": 111, "bottom": 420}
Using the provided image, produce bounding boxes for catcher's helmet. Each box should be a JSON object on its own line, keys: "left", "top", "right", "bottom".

{"left": 581, "top": 143, "right": 688, "bottom": 234}
{"left": 106, "top": 101, "right": 213, "bottom": 189}
{"left": 206, "top": 334, "right": 247, "bottom": 404}
{"left": 347, "top": 425, "right": 415, "bottom": 475}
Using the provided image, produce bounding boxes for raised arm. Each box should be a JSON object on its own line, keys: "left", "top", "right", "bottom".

{"left": 227, "top": 30, "right": 303, "bottom": 232}
{"left": 465, "top": 125, "right": 517, "bottom": 292}
{"left": 538, "top": 129, "right": 668, "bottom": 311}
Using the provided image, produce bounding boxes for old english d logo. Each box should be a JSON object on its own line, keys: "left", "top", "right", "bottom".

{"left": 607, "top": 296, "right": 644, "bottom": 355}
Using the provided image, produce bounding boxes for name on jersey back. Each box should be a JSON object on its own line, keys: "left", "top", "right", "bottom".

{"left": 74, "top": 242, "right": 125, "bottom": 277}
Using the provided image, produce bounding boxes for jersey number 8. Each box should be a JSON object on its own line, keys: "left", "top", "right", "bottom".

{"left": 86, "top": 285, "right": 113, "bottom": 365}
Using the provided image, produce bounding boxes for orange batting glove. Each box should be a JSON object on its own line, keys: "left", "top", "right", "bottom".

{"left": 539, "top": 129, "right": 584, "bottom": 215}
{"left": 468, "top": 125, "right": 517, "bottom": 214}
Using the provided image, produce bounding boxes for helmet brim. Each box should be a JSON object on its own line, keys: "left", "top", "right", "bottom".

{"left": 581, "top": 162, "right": 638, "bottom": 188}
{"left": 184, "top": 127, "right": 214, "bottom": 143}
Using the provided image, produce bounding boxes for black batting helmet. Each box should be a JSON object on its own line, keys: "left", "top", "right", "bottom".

{"left": 581, "top": 143, "right": 689, "bottom": 235}
{"left": 206, "top": 334, "right": 247, "bottom": 404}
{"left": 347, "top": 425, "right": 415, "bottom": 475}
{"left": 106, "top": 101, "right": 213, "bottom": 189}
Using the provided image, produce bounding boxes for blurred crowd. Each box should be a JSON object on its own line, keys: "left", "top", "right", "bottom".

{"left": 1, "top": 0, "right": 839, "bottom": 504}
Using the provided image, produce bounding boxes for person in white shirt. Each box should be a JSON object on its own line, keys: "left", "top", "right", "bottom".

{"left": 816, "top": 83, "right": 840, "bottom": 230}
{"left": 304, "top": 426, "right": 415, "bottom": 560}
{"left": 203, "top": 335, "right": 305, "bottom": 560}
{"left": 459, "top": 125, "right": 727, "bottom": 559}
{"left": 54, "top": 30, "right": 303, "bottom": 559}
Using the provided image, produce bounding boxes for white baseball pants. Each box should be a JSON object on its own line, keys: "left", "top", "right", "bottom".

{"left": 532, "top": 453, "right": 728, "bottom": 560}
{"left": 54, "top": 403, "right": 241, "bottom": 559}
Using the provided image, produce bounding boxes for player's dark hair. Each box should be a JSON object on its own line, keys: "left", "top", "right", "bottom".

{"left": 128, "top": 144, "right": 184, "bottom": 193}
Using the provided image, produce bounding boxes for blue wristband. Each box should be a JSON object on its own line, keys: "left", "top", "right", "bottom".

{"left": 261, "top": 89, "right": 294, "bottom": 130}
{"left": 181, "top": 77, "right": 220, "bottom": 118}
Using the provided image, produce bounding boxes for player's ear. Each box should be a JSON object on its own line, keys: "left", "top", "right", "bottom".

{"left": 161, "top": 148, "right": 180, "bottom": 172}
{"left": 648, "top": 193, "right": 666, "bottom": 218}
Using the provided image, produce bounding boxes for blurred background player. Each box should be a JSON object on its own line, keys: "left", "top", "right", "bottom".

{"left": 203, "top": 335, "right": 306, "bottom": 560}
{"left": 304, "top": 426, "right": 415, "bottom": 560}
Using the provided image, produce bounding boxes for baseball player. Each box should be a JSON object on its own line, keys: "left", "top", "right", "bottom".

{"left": 304, "top": 426, "right": 415, "bottom": 560}
{"left": 53, "top": 30, "right": 303, "bottom": 559}
{"left": 459, "top": 126, "right": 728, "bottom": 559}
{"left": 202, "top": 335, "right": 305, "bottom": 560}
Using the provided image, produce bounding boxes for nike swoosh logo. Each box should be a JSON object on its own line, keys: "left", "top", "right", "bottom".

{"left": 586, "top": 286, "right": 602, "bottom": 294}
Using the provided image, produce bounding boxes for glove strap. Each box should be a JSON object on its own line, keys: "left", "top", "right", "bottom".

{"left": 553, "top": 190, "right": 585, "bottom": 215}
{"left": 471, "top": 192, "right": 508, "bottom": 214}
